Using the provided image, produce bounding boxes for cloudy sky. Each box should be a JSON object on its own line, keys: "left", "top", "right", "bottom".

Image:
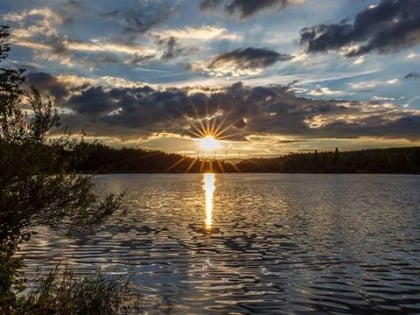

{"left": 2, "top": 0, "right": 420, "bottom": 157}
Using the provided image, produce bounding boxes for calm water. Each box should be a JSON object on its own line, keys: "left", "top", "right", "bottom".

{"left": 21, "top": 174, "right": 420, "bottom": 314}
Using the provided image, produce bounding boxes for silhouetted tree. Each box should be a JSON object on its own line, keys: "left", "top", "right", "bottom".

{"left": 0, "top": 25, "right": 124, "bottom": 313}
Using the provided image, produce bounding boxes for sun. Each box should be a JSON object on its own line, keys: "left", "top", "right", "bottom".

{"left": 198, "top": 135, "right": 221, "bottom": 151}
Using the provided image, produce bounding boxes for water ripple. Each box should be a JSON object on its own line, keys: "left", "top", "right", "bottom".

{"left": 20, "top": 174, "right": 420, "bottom": 314}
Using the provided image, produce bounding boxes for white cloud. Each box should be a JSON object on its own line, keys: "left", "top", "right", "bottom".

{"left": 66, "top": 39, "right": 157, "bottom": 56}
{"left": 353, "top": 56, "right": 365, "bottom": 65}
{"left": 407, "top": 52, "right": 418, "bottom": 59}
{"left": 5, "top": 8, "right": 63, "bottom": 38}
{"left": 152, "top": 26, "right": 241, "bottom": 41}
{"left": 308, "top": 87, "right": 344, "bottom": 97}
{"left": 191, "top": 60, "right": 264, "bottom": 78}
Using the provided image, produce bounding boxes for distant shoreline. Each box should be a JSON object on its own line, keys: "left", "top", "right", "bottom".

{"left": 89, "top": 172, "right": 420, "bottom": 175}
{"left": 66, "top": 143, "right": 420, "bottom": 175}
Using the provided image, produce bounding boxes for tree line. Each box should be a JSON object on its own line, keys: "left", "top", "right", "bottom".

{"left": 52, "top": 143, "right": 420, "bottom": 174}
{"left": 237, "top": 147, "right": 420, "bottom": 174}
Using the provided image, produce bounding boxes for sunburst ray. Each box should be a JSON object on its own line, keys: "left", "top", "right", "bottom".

{"left": 165, "top": 157, "right": 186, "bottom": 172}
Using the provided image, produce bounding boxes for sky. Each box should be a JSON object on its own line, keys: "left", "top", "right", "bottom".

{"left": 1, "top": 0, "right": 420, "bottom": 157}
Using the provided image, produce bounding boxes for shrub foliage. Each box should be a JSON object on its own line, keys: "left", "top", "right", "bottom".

{"left": 0, "top": 25, "right": 132, "bottom": 314}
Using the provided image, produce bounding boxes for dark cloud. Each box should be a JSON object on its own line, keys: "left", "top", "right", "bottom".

{"left": 152, "top": 34, "right": 198, "bottom": 61}
{"left": 25, "top": 71, "right": 92, "bottom": 107}
{"left": 126, "top": 53, "right": 155, "bottom": 65}
{"left": 30, "top": 73, "right": 420, "bottom": 141}
{"left": 200, "top": 0, "right": 298, "bottom": 18}
{"left": 161, "top": 37, "right": 181, "bottom": 60}
{"left": 209, "top": 48, "right": 292, "bottom": 70}
{"left": 47, "top": 36, "right": 70, "bottom": 56}
{"left": 68, "top": 86, "right": 122, "bottom": 115}
{"left": 96, "top": 54, "right": 120, "bottom": 64}
{"left": 200, "top": 0, "right": 224, "bottom": 11}
{"left": 404, "top": 72, "right": 420, "bottom": 79}
{"left": 59, "top": 0, "right": 84, "bottom": 24}
{"left": 103, "top": 2, "right": 171, "bottom": 35}
{"left": 25, "top": 72, "right": 69, "bottom": 100}
{"left": 300, "top": 0, "right": 420, "bottom": 56}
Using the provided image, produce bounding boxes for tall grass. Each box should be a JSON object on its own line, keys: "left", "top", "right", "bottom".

{"left": 13, "top": 268, "right": 142, "bottom": 315}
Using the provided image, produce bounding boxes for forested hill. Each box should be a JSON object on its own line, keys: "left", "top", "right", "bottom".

{"left": 64, "top": 143, "right": 420, "bottom": 174}
{"left": 237, "top": 147, "right": 420, "bottom": 174}
{"left": 67, "top": 142, "right": 237, "bottom": 173}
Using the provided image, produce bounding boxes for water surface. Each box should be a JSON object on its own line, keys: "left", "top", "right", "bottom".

{"left": 22, "top": 174, "right": 420, "bottom": 314}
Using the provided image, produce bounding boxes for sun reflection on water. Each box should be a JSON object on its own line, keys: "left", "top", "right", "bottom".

{"left": 203, "top": 173, "right": 215, "bottom": 230}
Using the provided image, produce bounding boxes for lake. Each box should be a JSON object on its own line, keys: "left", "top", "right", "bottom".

{"left": 21, "top": 174, "right": 420, "bottom": 314}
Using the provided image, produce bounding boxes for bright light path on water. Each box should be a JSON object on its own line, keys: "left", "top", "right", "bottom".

{"left": 203, "top": 173, "right": 215, "bottom": 230}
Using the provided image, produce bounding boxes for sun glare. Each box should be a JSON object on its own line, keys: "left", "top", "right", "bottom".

{"left": 198, "top": 135, "right": 221, "bottom": 151}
